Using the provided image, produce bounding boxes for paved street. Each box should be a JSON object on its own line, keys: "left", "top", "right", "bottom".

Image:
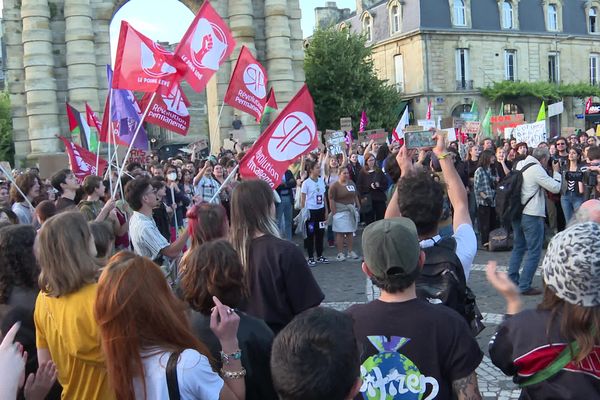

{"left": 301, "top": 229, "right": 545, "bottom": 400}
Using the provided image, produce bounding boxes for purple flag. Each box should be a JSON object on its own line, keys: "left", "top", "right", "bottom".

{"left": 106, "top": 66, "right": 149, "bottom": 150}
{"left": 359, "top": 110, "right": 368, "bottom": 133}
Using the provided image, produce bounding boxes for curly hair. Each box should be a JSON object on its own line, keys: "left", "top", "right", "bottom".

{"left": 397, "top": 168, "right": 444, "bottom": 236}
{"left": 0, "top": 225, "right": 38, "bottom": 303}
{"left": 179, "top": 239, "right": 246, "bottom": 315}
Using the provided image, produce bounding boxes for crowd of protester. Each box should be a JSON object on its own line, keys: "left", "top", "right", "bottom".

{"left": 0, "top": 129, "right": 598, "bottom": 399}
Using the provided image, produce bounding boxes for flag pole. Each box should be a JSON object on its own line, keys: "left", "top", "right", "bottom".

{"left": 107, "top": 109, "right": 113, "bottom": 195}
{"left": 0, "top": 163, "right": 35, "bottom": 210}
{"left": 111, "top": 92, "right": 157, "bottom": 198}
{"left": 170, "top": 186, "right": 179, "bottom": 239}
{"left": 209, "top": 164, "right": 238, "bottom": 203}
{"left": 95, "top": 134, "right": 101, "bottom": 174}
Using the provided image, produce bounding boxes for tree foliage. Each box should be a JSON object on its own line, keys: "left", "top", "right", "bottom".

{"left": 0, "top": 92, "right": 14, "bottom": 166}
{"left": 304, "top": 27, "right": 403, "bottom": 134}
{"left": 480, "top": 80, "right": 600, "bottom": 102}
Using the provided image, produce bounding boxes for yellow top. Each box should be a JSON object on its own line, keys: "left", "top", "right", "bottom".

{"left": 34, "top": 283, "right": 115, "bottom": 400}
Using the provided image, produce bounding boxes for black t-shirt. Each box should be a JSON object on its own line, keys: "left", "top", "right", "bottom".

{"left": 242, "top": 234, "right": 324, "bottom": 334}
{"left": 489, "top": 309, "right": 600, "bottom": 399}
{"left": 55, "top": 197, "right": 76, "bottom": 212}
{"left": 346, "top": 298, "right": 483, "bottom": 400}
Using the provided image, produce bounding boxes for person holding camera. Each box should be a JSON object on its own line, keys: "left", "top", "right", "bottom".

{"left": 582, "top": 146, "right": 600, "bottom": 200}
{"left": 474, "top": 150, "right": 498, "bottom": 249}
{"left": 560, "top": 147, "right": 585, "bottom": 223}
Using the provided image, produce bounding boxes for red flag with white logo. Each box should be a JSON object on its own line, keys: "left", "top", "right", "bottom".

{"left": 585, "top": 97, "right": 593, "bottom": 114}
{"left": 224, "top": 46, "right": 268, "bottom": 121}
{"left": 58, "top": 136, "right": 108, "bottom": 182}
{"left": 426, "top": 101, "right": 432, "bottom": 120}
{"left": 174, "top": 1, "right": 236, "bottom": 92}
{"left": 85, "top": 102, "right": 102, "bottom": 132}
{"left": 140, "top": 80, "right": 191, "bottom": 136}
{"left": 239, "top": 85, "right": 318, "bottom": 188}
{"left": 112, "top": 20, "right": 184, "bottom": 92}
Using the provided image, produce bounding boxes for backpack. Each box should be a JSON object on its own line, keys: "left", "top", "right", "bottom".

{"left": 495, "top": 162, "right": 537, "bottom": 228}
{"left": 416, "top": 237, "right": 485, "bottom": 336}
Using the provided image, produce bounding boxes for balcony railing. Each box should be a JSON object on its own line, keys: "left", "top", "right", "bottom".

{"left": 456, "top": 80, "right": 474, "bottom": 90}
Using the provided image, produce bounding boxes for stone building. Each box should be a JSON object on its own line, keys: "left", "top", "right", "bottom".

{"left": 2, "top": 0, "right": 305, "bottom": 165}
{"left": 315, "top": 0, "right": 600, "bottom": 136}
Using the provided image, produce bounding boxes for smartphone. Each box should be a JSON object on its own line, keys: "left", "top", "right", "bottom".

{"left": 405, "top": 130, "right": 436, "bottom": 150}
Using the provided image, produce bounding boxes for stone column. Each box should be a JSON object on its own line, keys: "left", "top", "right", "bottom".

{"left": 65, "top": 0, "right": 99, "bottom": 111}
{"left": 264, "top": 0, "right": 296, "bottom": 105}
{"left": 2, "top": 0, "right": 30, "bottom": 161}
{"left": 22, "top": 0, "right": 61, "bottom": 156}
{"left": 208, "top": 1, "right": 229, "bottom": 153}
{"left": 288, "top": 0, "right": 305, "bottom": 91}
{"left": 227, "top": 0, "right": 258, "bottom": 142}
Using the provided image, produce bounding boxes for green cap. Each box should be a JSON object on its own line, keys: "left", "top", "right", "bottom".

{"left": 362, "top": 217, "right": 421, "bottom": 279}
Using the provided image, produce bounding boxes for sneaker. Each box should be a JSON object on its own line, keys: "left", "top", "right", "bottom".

{"left": 347, "top": 251, "right": 360, "bottom": 260}
{"left": 307, "top": 258, "right": 316, "bottom": 267}
{"left": 336, "top": 253, "right": 346, "bottom": 262}
{"left": 317, "top": 256, "right": 329, "bottom": 264}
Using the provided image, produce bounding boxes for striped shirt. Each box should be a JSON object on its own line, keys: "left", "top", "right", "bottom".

{"left": 129, "top": 211, "right": 169, "bottom": 260}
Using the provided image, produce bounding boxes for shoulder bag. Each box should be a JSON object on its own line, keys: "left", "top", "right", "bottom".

{"left": 166, "top": 350, "right": 182, "bottom": 400}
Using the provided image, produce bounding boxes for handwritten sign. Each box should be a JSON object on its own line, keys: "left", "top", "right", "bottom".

{"left": 463, "top": 121, "right": 481, "bottom": 136}
{"left": 340, "top": 117, "right": 352, "bottom": 132}
{"left": 325, "top": 130, "right": 346, "bottom": 155}
{"left": 490, "top": 114, "right": 524, "bottom": 138}
{"left": 128, "top": 149, "right": 147, "bottom": 164}
{"left": 506, "top": 121, "right": 546, "bottom": 147}
{"left": 357, "top": 129, "right": 388, "bottom": 144}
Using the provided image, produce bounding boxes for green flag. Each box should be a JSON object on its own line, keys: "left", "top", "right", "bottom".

{"left": 481, "top": 107, "right": 493, "bottom": 139}
{"left": 470, "top": 100, "right": 478, "bottom": 116}
{"left": 536, "top": 101, "right": 546, "bottom": 122}
{"left": 499, "top": 102, "right": 504, "bottom": 116}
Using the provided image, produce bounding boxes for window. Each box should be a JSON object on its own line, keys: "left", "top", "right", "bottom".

{"left": 502, "top": 1, "right": 513, "bottom": 29}
{"left": 362, "top": 13, "right": 372, "bottom": 42}
{"left": 454, "top": 0, "right": 466, "bottom": 26}
{"left": 503, "top": 103, "right": 523, "bottom": 115}
{"left": 547, "top": 4, "right": 558, "bottom": 31}
{"left": 548, "top": 52, "right": 560, "bottom": 83}
{"left": 505, "top": 50, "right": 516, "bottom": 81}
{"left": 590, "top": 7, "right": 598, "bottom": 33}
{"left": 394, "top": 54, "right": 404, "bottom": 92}
{"left": 455, "top": 48, "right": 470, "bottom": 89}
{"left": 591, "top": 54, "right": 600, "bottom": 85}
{"left": 390, "top": 4, "right": 401, "bottom": 34}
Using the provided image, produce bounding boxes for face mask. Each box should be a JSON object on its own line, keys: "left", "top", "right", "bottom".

{"left": 167, "top": 172, "right": 177, "bottom": 181}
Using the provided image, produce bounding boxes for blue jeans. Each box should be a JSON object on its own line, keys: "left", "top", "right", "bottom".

{"left": 560, "top": 191, "right": 583, "bottom": 223}
{"left": 508, "top": 215, "right": 545, "bottom": 292}
{"left": 275, "top": 194, "right": 293, "bottom": 240}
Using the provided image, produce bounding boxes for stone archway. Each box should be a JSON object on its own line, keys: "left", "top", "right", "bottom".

{"left": 2, "top": 0, "right": 305, "bottom": 165}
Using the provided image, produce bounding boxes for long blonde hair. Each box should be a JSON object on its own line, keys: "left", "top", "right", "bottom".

{"left": 230, "top": 180, "right": 279, "bottom": 271}
{"left": 36, "top": 211, "right": 100, "bottom": 296}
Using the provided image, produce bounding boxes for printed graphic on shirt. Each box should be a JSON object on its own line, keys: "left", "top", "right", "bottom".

{"left": 360, "top": 336, "right": 439, "bottom": 400}
{"left": 316, "top": 194, "right": 323, "bottom": 205}
{"left": 347, "top": 185, "right": 356, "bottom": 192}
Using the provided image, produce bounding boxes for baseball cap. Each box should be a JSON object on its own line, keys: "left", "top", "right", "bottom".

{"left": 542, "top": 222, "right": 600, "bottom": 307}
{"left": 362, "top": 217, "right": 421, "bottom": 279}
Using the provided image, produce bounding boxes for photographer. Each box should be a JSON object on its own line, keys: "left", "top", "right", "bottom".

{"left": 565, "top": 146, "right": 600, "bottom": 201}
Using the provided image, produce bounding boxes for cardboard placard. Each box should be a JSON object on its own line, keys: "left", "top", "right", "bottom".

{"left": 325, "top": 130, "right": 346, "bottom": 155}
{"left": 490, "top": 114, "right": 524, "bottom": 138}
{"left": 463, "top": 121, "right": 481, "bottom": 135}
{"left": 417, "top": 119, "right": 436, "bottom": 130}
{"left": 340, "top": 117, "right": 352, "bottom": 132}
{"left": 404, "top": 125, "right": 424, "bottom": 132}
{"left": 127, "top": 149, "right": 147, "bottom": 164}
{"left": 358, "top": 129, "right": 387, "bottom": 144}
{"left": 506, "top": 121, "right": 546, "bottom": 147}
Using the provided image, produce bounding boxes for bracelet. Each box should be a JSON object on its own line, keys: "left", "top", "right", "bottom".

{"left": 220, "top": 368, "right": 246, "bottom": 379}
{"left": 220, "top": 349, "right": 242, "bottom": 365}
{"left": 437, "top": 152, "right": 452, "bottom": 160}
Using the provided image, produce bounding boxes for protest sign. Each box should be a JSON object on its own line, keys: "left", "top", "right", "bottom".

{"left": 490, "top": 114, "right": 524, "bottom": 138}
{"left": 460, "top": 112, "right": 478, "bottom": 121}
{"left": 463, "top": 121, "right": 481, "bottom": 136}
{"left": 325, "top": 130, "right": 346, "bottom": 155}
{"left": 547, "top": 101, "right": 564, "bottom": 117}
{"left": 506, "top": 121, "right": 546, "bottom": 147}
{"left": 37, "top": 155, "right": 69, "bottom": 180}
{"left": 417, "top": 119, "right": 436, "bottom": 130}
{"left": 340, "top": 117, "right": 352, "bottom": 132}
{"left": 443, "top": 128, "right": 457, "bottom": 142}
{"left": 127, "top": 149, "right": 147, "bottom": 164}
{"left": 357, "top": 129, "right": 387, "bottom": 144}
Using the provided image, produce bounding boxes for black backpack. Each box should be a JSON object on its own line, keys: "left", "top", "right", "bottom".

{"left": 416, "top": 237, "right": 484, "bottom": 336}
{"left": 495, "top": 162, "right": 537, "bottom": 228}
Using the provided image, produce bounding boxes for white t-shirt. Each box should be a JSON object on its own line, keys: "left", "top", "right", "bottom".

{"left": 301, "top": 177, "right": 326, "bottom": 210}
{"left": 133, "top": 349, "right": 223, "bottom": 400}
{"left": 419, "top": 224, "right": 477, "bottom": 281}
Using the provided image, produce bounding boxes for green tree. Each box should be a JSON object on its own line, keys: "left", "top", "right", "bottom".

{"left": 304, "top": 27, "right": 402, "bottom": 134}
{"left": 0, "top": 92, "right": 14, "bottom": 166}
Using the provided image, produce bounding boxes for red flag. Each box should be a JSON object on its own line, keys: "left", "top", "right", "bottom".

{"left": 99, "top": 94, "right": 129, "bottom": 147}
{"left": 174, "top": 1, "right": 236, "bottom": 92}
{"left": 112, "top": 21, "right": 184, "bottom": 92}
{"left": 426, "top": 101, "right": 432, "bottom": 120}
{"left": 140, "top": 81, "right": 191, "bottom": 136}
{"left": 223, "top": 46, "right": 268, "bottom": 121}
{"left": 58, "top": 136, "right": 108, "bottom": 182}
{"left": 359, "top": 110, "right": 368, "bottom": 132}
{"left": 585, "top": 97, "right": 593, "bottom": 114}
{"left": 85, "top": 102, "right": 102, "bottom": 132}
{"left": 265, "top": 88, "right": 278, "bottom": 110}
{"left": 239, "top": 85, "right": 318, "bottom": 188}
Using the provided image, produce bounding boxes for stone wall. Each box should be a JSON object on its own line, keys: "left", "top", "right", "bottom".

{"left": 2, "top": 0, "right": 306, "bottom": 165}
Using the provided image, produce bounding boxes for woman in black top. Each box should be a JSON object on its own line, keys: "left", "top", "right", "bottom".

{"left": 492, "top": 147, "right": 512, "bottom": 181}
{"left": 357, "top": 153, "right": 388, "bottom": 225}
{"left": 560, "top": 147, "right": 584, "bottom": 223}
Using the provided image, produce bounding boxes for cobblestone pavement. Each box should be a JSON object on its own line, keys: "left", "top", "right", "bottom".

{"left": 300, "top": 229, "right": 546, "bottom": 400}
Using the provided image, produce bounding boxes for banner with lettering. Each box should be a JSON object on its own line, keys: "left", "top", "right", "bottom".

{"left": 224, "top": 46, "right": 268, "bottom": 121}
{"left": 140, "top": 81, "right": 191, "bottom": 136}
{"left": 239, "top": 85, "right": 317, "bottom": 188}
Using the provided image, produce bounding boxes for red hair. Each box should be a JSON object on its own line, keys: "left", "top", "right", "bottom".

{"left": 186, "top": 203, "right": 228, "bottom": 248}
{"left": 94, "top": 251, "right": 213, "bottom": 400}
